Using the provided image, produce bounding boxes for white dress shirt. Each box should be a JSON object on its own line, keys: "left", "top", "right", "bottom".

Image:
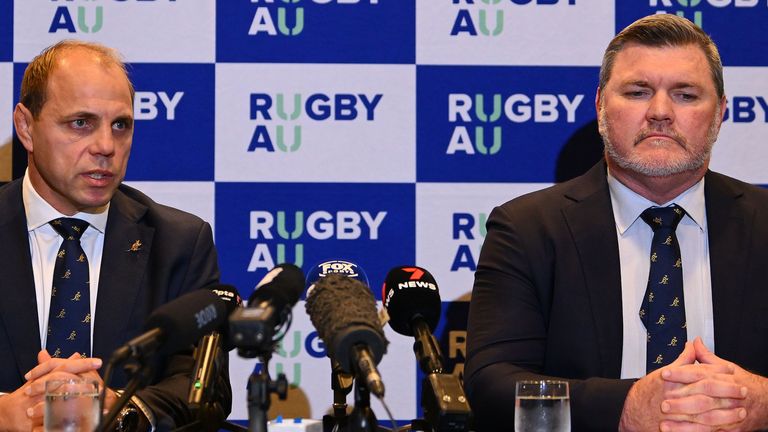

{"left": 607, "top": 172, "right": 715, "bottom": 379}
{"left": 22, "top": 172, "right": 109, "bottom": 354}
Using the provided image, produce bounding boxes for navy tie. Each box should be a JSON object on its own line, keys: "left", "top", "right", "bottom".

{"left": 46, "top": 218, "right": 91, "bottom": 358}
{"left": 639, "top": 205, "right": 686, "bottom": 373}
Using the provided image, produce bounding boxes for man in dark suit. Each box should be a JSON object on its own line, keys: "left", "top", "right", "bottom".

{"left": 0, "top": 40, "right": 231, "bottom": 430}
{"left": 466, "top": 14, "right": 768, "bottom": 432}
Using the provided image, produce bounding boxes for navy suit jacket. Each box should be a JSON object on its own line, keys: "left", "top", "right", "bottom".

{"left": 465, "top": 161, "right": 768, "bottom": 431}
{"left": 0, "top": 178, "right": 231, "bottom": 429}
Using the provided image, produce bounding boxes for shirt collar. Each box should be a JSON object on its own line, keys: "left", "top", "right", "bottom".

{"left": 22, "top": 170, "right": 110, "bottom": 234}
{"left": 607, "top": 170, "right": 707, "bottom": 235}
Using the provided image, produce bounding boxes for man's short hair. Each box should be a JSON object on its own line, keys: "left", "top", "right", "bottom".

{"left": 20, "top": 39, "right": 135, "bottom": 118}
{"left": 598, "top": 14, "right": 724, "bottom": 99}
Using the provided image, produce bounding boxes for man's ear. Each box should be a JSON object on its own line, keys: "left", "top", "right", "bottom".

{"left": 718, "top": 94, "right": 727, "bottom": 123}
{"left": 13, "top": 103, "right": 34, "bottom": 152}
{"left": 594, "top": 86, "right": 602, "bottom": 115}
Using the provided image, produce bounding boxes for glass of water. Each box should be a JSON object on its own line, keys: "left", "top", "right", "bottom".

{"left": 515, "top": 380, "right": 570, "bottom": 432}
{"left": 44, "top": 378, "right": 100, "bottom": 432}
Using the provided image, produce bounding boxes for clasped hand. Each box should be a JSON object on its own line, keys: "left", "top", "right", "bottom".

{"left": 620, "top": 337, "right": 768, "bottom": 432}
{"left": 0, "top": 350, "right": 117, "bottom": 432}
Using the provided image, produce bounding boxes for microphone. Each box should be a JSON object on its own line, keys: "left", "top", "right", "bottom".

{"left": 189, "top": 285, "right": 242, "bottom": 407}
{"left": 305, "top": 273, "right": 388, "bottom": 398}
{"left": 383, "top": 266, "right": 473, "bottom": 432}
{"left": 110, "top": 288, "right": 228, "bottom": 363}
{"left": 229, "top": 263, "right": 305, "bottom": 357}
{"left": 382, "top": 266, "right": 443, "bottom": 373}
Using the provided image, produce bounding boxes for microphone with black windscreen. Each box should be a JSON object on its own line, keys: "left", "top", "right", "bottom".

{"left": 99, "top": 287, "right": 231, "bottom": 432}
{"left": 189, "top": 284, "right": 243, "bottom": 407}
{"left": 382, "top": 266, "right": 443, "bottom": 374}
{"left": 305, "top": 273, "right": 388, "bottom": 398}
{"left": 229, "top": 263, "right": 305, "bottom": 357}
{"left": 383, "top": 265, "right": 473, "bottom": 432}
{"left": 110, "top": 288, "right": 228, "bottom": 363}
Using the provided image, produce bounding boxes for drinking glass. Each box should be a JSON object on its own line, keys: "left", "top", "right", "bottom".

{"left": 514, "top": 380, "right": 570, "bottom": 432}
{"left": 44, "top": 378, "right": 100, "bottom": 432}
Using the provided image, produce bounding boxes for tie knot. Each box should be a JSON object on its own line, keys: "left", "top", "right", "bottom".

{"left": 640, "top": 205, "right": 685, "bottom": 232}
{"left": 50, "top": 218, "right": 89, "bottom": 241}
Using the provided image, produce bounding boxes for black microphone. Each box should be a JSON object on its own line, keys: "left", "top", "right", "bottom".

{"left": 383, "top": 266, "right": 473, "bottom": 432}
{"left": 229, "top": 263, "right": 305, "bottom": 356}
{"left": 382, "top": 266, "right": 443, "bottom": 374}
{"left": 189, "top": 285, "right": 242, "bottom": 407}
{"left": 305, "top": 273, "right": 388, "bottom": 398}
{"left": 110, "top": 288, "right": 228, "bottom": 363}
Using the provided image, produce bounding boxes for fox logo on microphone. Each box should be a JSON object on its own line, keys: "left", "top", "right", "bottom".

{"left": 317, "top": 260, "right": 363, "bottom": 279}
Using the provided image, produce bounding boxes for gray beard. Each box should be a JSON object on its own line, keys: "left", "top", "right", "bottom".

{"left": 598, "top": 105, "right": 721, "bottom": 177}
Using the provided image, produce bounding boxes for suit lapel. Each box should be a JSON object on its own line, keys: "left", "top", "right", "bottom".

{"left": 561, "top": 162, "right": 625, "bottom": 377}
{"left": 705, "top": 172, "right": 750, "bottom": 359}
{"left": 92, "top": 189, "right": 154, "bottom": 360}
{"left": 0, "top": 180, "right": 42, "bottom": 377}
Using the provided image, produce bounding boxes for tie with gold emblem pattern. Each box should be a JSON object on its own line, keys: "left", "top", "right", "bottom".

{"left": 46, "top": 218, "right": 91, "bottom": 358}
{"left": 639, "top": 205, "right": 686, "bottom": 373}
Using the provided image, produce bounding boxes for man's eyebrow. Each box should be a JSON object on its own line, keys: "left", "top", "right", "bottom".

{"left": 620, "top": 80, "right": 651, "bottom": 87}
{"left": 63, "top": 111, "right": 99, "bottom": 119}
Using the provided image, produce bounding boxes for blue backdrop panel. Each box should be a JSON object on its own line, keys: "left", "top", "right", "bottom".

{"left": 216, "top": 1, "right": 416, "bottom": 64}
{"left": 215, "top": 182, "right": 416, "bottom": 301}
{"left": 616, "top": 2, "right": 768, "bottom": 66}
{"left": 417, "top": 65, "right": 600, "bottom": 182}
{"left": 0, "top": 2, "right": 11, "bottom": 62}
{"left": 126, "top": 63, "right": 215, "bottom": 181}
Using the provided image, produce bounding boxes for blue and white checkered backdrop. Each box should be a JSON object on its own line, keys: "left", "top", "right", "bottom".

{"left": 2, "top": 0, "right": 766, "bottom": 424}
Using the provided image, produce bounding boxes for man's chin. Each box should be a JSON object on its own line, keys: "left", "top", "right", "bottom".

{"left": 626, "top": 160, "right": 703, "bottom": 177}
{"left": 77, "top": 192, "right": 114, "bottom": 213}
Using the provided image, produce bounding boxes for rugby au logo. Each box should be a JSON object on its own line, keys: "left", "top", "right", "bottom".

{"left": 248, "top": 92, "right": 383, "bottom": 153}
{"left": 450, "top": 0, "right": 577, "bottom": 37}
{"left": 649, "top": 0, "right": 763, "bottom": 28}
{"left": 445, "top": 92, "right": 584, "bottom": 155}
{"left": 49, "top": 3, "right": 103, "bottom": 33}
{"left": 247, "top": 210, "right": 387, "bottom": 271}
{"left": 247, "top": 0, "right": 381, "bottom": 37}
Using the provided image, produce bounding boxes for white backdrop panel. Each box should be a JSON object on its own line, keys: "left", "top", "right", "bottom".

{"left": 215, "top": 63, "right": 416, "bottom": 183}
{"left": 13, "top": 1, "right": 215, "bottom": 63}
{"left": 0, "top": 62, "right": 11, "bottom": 182}
{"left": 123, "top": 181, "right": 216, "bottom": 230}
{"left": 416, "top": 0, "right": 615, "bottom": 66}
{"left": 710, "top": 67, "right": 768, "bottom": 184}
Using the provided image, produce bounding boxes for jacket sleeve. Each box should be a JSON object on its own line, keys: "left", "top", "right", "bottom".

{"left": 465, "top": 204, "right": 634, "bottom": 432}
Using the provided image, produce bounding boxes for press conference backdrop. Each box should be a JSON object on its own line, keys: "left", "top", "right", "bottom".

{"left": 2, "top": 0, "right": 766, "bottom": 423}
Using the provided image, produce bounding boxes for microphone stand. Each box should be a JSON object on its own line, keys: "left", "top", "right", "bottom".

{"left": 347, "top": 379, "right": 380, "bottom": 432}
{"left": 247, "top": 353, "right": 288, "bottom": 432}
{"left": 410, "top": 321, "right": 472, "bottom": 432}
{"left": 323, "top": 359, "right": 354, "bottom": 432}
